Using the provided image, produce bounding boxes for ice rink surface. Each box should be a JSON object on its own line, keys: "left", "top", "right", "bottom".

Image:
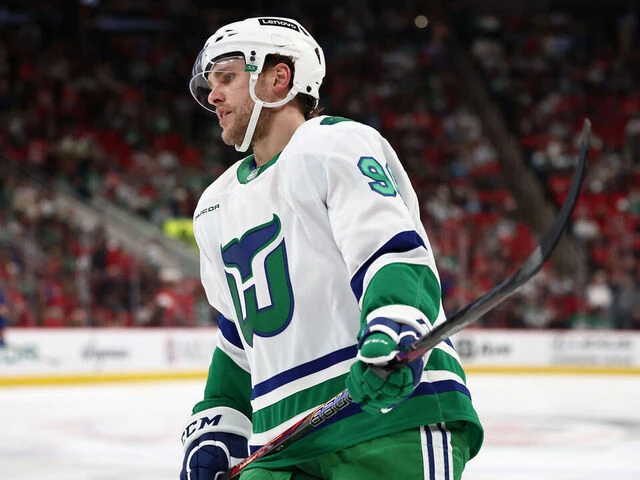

{"left": 1, "top": 374, "right": 639, "bottom": 480}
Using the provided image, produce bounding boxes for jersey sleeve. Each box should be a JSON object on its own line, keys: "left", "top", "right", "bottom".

{"left": 192, "top": 195, "right": 253, "bottom": 419}
{"left": 318, "top": 122, "right": 443, "bottom": 331}
{"left": 193, "top": 314, "right": 252, "bottom": 420}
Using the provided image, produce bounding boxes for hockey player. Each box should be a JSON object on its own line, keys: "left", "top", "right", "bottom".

{"left": 181, "top": 17, "right": 483, "bottom": 480}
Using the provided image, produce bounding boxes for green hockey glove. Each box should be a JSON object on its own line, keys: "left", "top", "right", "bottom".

{"left": 346, "top": 317, "right": 425, "bottom": 415}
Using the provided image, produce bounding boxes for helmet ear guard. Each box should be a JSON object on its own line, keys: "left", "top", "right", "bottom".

{"left": 189, "top": 17, "right": 326, "bottom": 152}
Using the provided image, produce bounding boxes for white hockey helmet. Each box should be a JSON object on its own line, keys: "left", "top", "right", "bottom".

{"left": 189, "top": 17, "right": 326, "bottom": 152}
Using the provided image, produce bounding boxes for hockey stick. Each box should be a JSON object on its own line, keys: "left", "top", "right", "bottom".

{"left": 222, "top": 119, "right": 591, "bottom": 480}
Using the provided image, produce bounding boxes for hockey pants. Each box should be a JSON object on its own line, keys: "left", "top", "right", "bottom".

{"left": 240, "top": 421, "right": 469, "bottom": 480}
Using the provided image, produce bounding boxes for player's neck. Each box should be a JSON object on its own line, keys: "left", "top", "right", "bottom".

{"left": 253, "top": 109, "right": 305, "bottom": 166}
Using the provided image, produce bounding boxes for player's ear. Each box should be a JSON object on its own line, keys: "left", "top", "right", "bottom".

{"left": 271, "top": 62, "right": 292, "bottom": 95}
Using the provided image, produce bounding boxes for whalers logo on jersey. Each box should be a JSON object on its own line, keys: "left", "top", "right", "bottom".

{"left": 221, "top": 214, "right": 294, "bottom": 347}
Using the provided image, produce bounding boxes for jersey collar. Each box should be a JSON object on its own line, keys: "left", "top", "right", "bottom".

{"left": 236, "top": 152, "right": 281, "bottom": 184}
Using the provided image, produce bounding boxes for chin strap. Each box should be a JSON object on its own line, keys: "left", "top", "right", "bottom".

{"left": 235, "top": 102, "right": 263, "bottom": 152}
{"left": 234, "top": 73, "right": 300, "bottom": 152}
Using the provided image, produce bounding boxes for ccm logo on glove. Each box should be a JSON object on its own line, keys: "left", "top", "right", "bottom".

{"left": 179, "top": 407, "right": 251, "bottom": 480}
{"left": 182, "top": 414, "right": 222, "bottom": 445}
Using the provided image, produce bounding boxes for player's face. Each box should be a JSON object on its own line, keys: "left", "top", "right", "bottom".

{"left": 206, "top": 57, "right": 275, "bottom": 147}
{"left": 206, "top": 58, "right": 252, "bottom": 146}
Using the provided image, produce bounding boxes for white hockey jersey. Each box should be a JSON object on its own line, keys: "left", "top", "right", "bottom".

{"left": 192, "top": 116, "right": 482, "bottom": 468}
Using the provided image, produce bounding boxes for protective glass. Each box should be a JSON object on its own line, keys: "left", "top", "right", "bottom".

{"left": 189, "top": 55, "right": 247, "bottom": 114}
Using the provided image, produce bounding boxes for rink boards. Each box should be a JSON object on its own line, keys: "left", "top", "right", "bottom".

{"left": 1, "top": 328, "right": 639, "bottom": 386}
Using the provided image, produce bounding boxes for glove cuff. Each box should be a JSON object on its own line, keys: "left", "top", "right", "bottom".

{"left": 365, "top": 305, "right": 431, "bottom": 337}
{"left": 181, "top": 406, "right": 252, "bottom": 451}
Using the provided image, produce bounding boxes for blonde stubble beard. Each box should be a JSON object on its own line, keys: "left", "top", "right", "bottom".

{"left": 220, "top": 91, "right": 275, "bottom": 148}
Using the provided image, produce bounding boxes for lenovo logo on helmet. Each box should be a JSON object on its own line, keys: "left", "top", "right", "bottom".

{"left": 258, "top": 18, "right": 300, "bottom": 32}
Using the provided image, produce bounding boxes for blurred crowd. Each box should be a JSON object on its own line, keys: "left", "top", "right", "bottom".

{"left": 0, "top": 0, "right": 638, "bottom": 330}
{"left": 0, "top": 168, "right": 210, "bottom": 327}
{"left": 464, "top": 8, "right": 640, "bottom": 328}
